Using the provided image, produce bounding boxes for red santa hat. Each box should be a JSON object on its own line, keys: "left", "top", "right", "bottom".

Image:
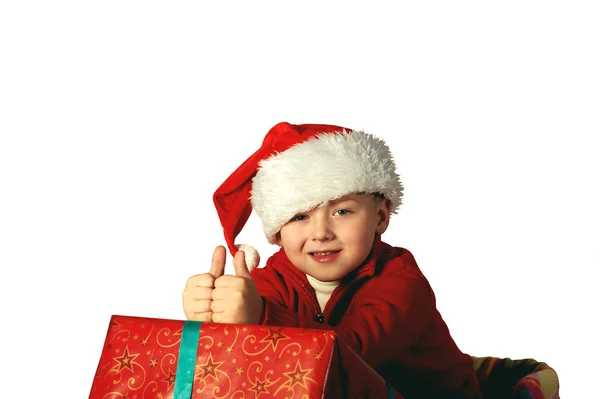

{"left": 213, "top": 122, "right": 403, "bottom": 271}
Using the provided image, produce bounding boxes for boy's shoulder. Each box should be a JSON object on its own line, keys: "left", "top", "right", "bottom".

{"left": 374, "top": 242, "right": 433, "bottom": 287}
{"left": 377, "top": 241, "right": 420, "bottom": 274}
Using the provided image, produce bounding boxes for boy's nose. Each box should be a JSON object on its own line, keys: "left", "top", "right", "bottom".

{"left": 311, "top": 216, "right": 333, "bottom": 241}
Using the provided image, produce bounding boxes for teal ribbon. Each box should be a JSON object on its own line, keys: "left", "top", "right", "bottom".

{"left": 386, "top": 381, "right": 395, "bottom": 398}
{"left": 173, "top": 321, "right": 202, "bottom": 399}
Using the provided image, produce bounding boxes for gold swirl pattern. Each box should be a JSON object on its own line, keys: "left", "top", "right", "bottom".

{"left": 199, "top": 332, "right": 215, "bottom": 349}
{"left": 109, "top": 329, "right": 130, "bottom": 344}
{"left": 90, "top": 315, "right": 342, "bottom": 398}
{"left": 160, "top": 353, "right": 177, "bottom": 375}
{"left": 156, "top": 327, "right": 182, "bottom": 348}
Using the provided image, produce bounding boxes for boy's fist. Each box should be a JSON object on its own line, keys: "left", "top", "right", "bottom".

{"left": 182, "top": 246, "right": 226, "bottom": 322}
{"left": 211, "top": 249, "right": 263, "bottom": 324}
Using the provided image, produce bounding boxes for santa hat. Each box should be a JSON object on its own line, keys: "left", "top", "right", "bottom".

{"left": 213, "top": 122, "right": 403, "bottom": 271}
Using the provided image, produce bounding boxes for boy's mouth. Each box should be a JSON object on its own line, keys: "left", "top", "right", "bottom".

{"left": 309, "top": 250, "right": 341, "bottom": 256}
{"left": 308, "top": 250, "right": 342, "bottom": 263}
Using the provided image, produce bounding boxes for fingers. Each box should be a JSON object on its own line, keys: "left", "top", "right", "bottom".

{"left": 183, "top": 295, "right": 214, "bottom": 322}
{"left": 210, "top": 245, "right": 226, "bottom": 278}
{"left": 185, "top": 273, "right": 215, "bottom": 289}
{"left": 186, "top": 299, "right": 212, "bottom": 314}
{"left": 182, "top": 286, "right": 213, "bottom": 303}
{"left": 210, "top": 299, "right": 223, "bottom": 314}
{"left": 183, "top": 289, "right": 214, "bottom": 321}
{"left": 186, "top": 311, "right": 213, "bottom": 322}
{"left": 183, "top": 284, "right": 215, "bottom": 322}
{"left": 211, "top": 285, "right": 238, "bottom": 300}
{"left": 209, "top": 298, "right": 235, "bottom": 319}
{"left": 233, "top": 250, "right": 251, "bottom": 279}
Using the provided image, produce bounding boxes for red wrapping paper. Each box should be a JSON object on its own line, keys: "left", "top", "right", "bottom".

{"left": 89, "top": 315, "right": 402, "bottom": 398}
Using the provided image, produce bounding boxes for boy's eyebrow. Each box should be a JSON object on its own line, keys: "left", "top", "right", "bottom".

{"left": 328, "top": 197, "right": 360, "bottom": 205}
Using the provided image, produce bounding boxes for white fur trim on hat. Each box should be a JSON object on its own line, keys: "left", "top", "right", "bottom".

{"left": 251, "top": 130, "right": 403, "bottom": 244}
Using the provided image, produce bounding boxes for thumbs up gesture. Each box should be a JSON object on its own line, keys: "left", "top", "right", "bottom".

{"left": 182, "top": 245, "right": 263, "bottom": 324}
{"left": 211, "top": 247, "right": 263, "bottom": 324}
{"left": 182, "top": 246, "right": 227, "bottom": 322}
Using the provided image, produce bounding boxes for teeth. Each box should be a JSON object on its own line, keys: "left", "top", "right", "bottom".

{"left": 313, "top": 252, "right": 333, "bottom": 256}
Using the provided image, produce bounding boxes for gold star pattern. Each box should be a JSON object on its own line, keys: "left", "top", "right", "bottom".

{"left": 162, "top": 370, "right": 176, "bottom": 390}
{"left": 146, "top": 351, "right": 151, "bottom": 356}
{"left": 112, "top": 346, "right": 139, "bottom": 372}
{"left": 197, "top": 353, "right": 224, "bottom": 381}
{"left": 285, "top": 364, "right": 291, "bottom": 369}
{"left": 260, "top": 327, "right": 290, "bottom": 350}
{"left": 226, "top": 346, "right": 233, "bottom": 353}
{"left": 232, "top": 359, "right": 237, "bottom": 364}
{"left": 315, "top": 354, "right": 323, "bottom": 360}
{"left": 150, "top": 359, "right": 158, "bottom": 367}
{"left": 305, "top": 349, "right": 311, "bottom": 354}
{"left": 141, "top": 338, "right": 149, "bottom": 345}
{"left": 217, "top": 341, "right": 223, "bottom": 347}
{"left": 242, "top": 327, "right": 248, "bottom": 333}
{"left": 236, "top": 367, "right": 243, "bottom": 375}
{"left": 249, "top": 377, "right": 271, "bottom": 398}
{"left": 284, "top": 360, "right": 312, "bottom": 389}
{"left": 264, "top": 356, "right": 270, "bottom": 361}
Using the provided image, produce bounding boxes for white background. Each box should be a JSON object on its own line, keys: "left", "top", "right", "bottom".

{"left": 1, "top": 1, "right": 598, "bottom": 397}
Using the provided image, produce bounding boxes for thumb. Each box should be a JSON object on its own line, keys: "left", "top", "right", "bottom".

{"left": 233, "top": 250, "right": 251, "bottom": 278}
{"left": 209, "top": 245, "right": 226, "bottom": 278}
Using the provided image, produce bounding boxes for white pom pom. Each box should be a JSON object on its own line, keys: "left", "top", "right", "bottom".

{"left": 235, "top": 244, "right": 261, "bottom": 272}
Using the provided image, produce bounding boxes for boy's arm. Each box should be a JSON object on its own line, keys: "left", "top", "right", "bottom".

{"left": 326, "top": 270, "right": 435, "bottom": 367}
{"left": 249, "top": 266, "right": 298, "bottom": 325}
{"left": 251, "top": 253, "right": 436, "bottom": 369}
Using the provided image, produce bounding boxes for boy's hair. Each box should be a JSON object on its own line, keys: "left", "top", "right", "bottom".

{"left": 213, "top": 122, "right": 403, "bottom": 271}
{"left": 371, "top": 192, "right": 386, "bottom": 204}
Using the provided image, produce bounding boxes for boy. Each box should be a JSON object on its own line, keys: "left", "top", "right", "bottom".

{"left": 183, "top": 122, "right": 481, "bottom": 398}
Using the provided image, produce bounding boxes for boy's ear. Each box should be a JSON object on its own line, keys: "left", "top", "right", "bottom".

{"left": 274, "top": 232, "right": 282, "bottom": 246}
{"left": 376, "top": 198, "right": 392, "bottom": 234}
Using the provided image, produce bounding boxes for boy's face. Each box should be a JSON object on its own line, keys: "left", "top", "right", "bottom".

{"left": 275, "top": 193, "right": 391, "bottom": 282}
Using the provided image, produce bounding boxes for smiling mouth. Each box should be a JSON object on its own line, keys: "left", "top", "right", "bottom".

{"left": 309, "top": 250, "right": 341, "bottom": 256}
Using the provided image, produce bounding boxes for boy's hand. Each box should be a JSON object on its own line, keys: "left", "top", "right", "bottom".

{"left": 211, "top": 249, "right": 263, "bottom": 324}
{"left": 182, "top": 246, "right": 226, "bottom": 322}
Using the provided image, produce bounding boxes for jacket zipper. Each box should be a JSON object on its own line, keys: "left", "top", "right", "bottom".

{"left": 280, "top": 268, "right": 325, "bottom": 323}
{"left": 280, "top": 267, "right": 372, "bottom": 324}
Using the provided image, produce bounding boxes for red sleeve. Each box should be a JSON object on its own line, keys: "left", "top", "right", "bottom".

{"left": 251, "top": 251, "right": 436, "bottom": 369}
{"left": 249, "top": 264, "right": 299, "bottom": 326}
{"left": 331, "top": 267, "right": 435, "bottom": 367}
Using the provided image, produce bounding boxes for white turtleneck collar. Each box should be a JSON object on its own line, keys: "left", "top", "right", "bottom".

{"left": 306, "top": 274, "right": 340, "bottom": 312}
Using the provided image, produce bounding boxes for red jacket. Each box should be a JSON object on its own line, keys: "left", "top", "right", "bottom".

{"left": 250, "top": 237, "right": 481, "bottom": 398}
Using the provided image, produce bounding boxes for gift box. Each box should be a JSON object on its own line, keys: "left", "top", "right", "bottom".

{"left": 89, "top": 315, "right": 402, "bottom": 398}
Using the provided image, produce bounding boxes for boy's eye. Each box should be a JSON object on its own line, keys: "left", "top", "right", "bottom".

{"left": 334, "top": 209, "right": 350, "bottom": 216}
{"left": 291, "top": 214, "right": 307, "bottom": 222}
